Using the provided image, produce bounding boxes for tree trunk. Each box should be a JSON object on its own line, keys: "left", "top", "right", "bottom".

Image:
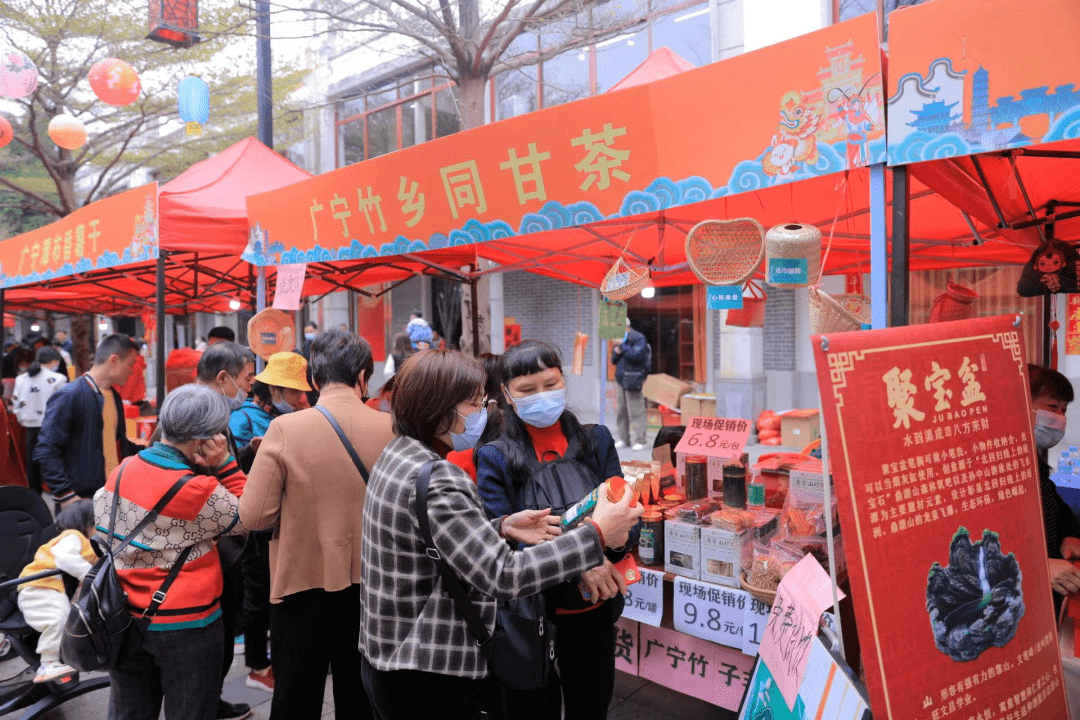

{"left": 70, "top": 315, "right": 94, "bottom": 375}
{"left": 456, "top": 73, "right": 487, "bottom": 130}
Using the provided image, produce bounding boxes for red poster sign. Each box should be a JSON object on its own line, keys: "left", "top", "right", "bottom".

{"left": 674, "top": 417, "right": 752, "bottom": 459}
{"left": 1067, "top": 295, "right": 1080, "bottom": 356}
{"left": 813, "top": 315, "right": 1068, "bottom": 720}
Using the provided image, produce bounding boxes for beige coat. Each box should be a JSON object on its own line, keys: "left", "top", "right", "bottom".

{"left": 239, "top": 385, "right": 394, "bottom": 602}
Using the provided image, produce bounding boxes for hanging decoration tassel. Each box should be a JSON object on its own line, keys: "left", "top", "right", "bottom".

{"left": 1050, "top": 300, "right": 1061, "bottom": 371}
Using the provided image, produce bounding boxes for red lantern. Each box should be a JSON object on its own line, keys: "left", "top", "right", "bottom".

{"left": 88, "top": 58, "right": 141, "bottom": 106}
{"left": 147, "top": 0, "right": 201, "bottom": 49}
{"left": 0, "top": 116, "right": 12, "bottom": 149}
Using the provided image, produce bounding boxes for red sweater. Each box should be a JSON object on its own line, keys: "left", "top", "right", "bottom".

{"left": 93, "top": 444, "right": 246, "bottom": 630}
{"left": 526, "top": 422, "right": 569, "bottom": 463}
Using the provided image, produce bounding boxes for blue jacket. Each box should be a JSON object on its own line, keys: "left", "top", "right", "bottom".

{"left": 611, "top": 329, "right": 651, "bottom": 391}
{"left": 229, "top": 400, "right": 275, "bottom": 449}
{"left": 35, "top": 375, "right": 139, "bottom": 502}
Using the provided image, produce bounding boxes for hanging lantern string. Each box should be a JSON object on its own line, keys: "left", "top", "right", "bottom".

{"left": 814, "top": 172, "right": 850, "bottom": 290}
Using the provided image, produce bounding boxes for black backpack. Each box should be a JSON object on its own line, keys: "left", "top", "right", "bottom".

{"left": 61, "top": 461, "right": 194, "bottom": 672}
{"left": 489, "top": 429, "right": 607, "bottom": 611}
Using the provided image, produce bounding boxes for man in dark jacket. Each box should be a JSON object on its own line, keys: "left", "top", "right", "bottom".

{"left": 611, "top": 317, "right": 651, "bottom": 450}
{"left": 35, "top": 334, "right": 141, "bottom": 508}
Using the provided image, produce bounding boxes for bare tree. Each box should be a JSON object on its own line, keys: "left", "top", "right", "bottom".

{"left": 0, "top": 0, "right": 306, "bottom": 222}
{"left": 305, "top": 0, "right": 663, "bottom": 130}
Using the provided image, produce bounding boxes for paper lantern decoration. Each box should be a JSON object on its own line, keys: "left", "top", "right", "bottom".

{"left": 0, "top": 48, "right": 38, "bottom": 99}
{"left": 765, "top": 222, "right": 821, "bottom": 288}
{"left": 48, "top": 114, "right": 88, "bottom": 150}
{"left": 88, "top": 58, "right": 142, "bottom": 106}
{"left": 148, "top": 0, "right": 201, "bottom": 48}
{"left": 0, "top": 116, "right": 12, "bottom": 149}
{"left": 177, "top": 76, "right": 209, "bottom": 136}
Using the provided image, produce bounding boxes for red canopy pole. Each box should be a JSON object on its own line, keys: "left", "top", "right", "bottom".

{"left": 156, "top": 253, "right": 166, "bottom": 408}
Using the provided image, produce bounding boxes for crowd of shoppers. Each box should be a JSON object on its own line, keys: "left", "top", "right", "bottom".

{"left": 9, "top": 314, "right": 1080, "bottom": 720}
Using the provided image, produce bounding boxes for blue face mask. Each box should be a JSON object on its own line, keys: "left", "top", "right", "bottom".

{"left": 451, "top": 407, "right": 488, "bottom": 451}
{"left": 305, "top": 333, "right": 316, "bottom": 341}
{"left": 511, "top": 387, "right": 566, "bottom": 429}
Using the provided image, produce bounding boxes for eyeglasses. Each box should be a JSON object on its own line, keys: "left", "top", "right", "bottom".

{"left": 462, "top": 395, "right": 488, "bottom": 410}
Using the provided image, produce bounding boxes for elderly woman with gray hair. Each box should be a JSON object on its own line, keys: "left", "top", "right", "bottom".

{"left": 93, "top": 384, "right": 249, "bottom": 720}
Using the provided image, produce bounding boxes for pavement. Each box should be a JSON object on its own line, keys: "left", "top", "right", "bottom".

{"left": 1, "top": 648, "right": 738, "bottom": 719}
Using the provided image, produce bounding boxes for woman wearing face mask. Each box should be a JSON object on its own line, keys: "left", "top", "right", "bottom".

{"left": 1028, "top": 365, "right": 1080, "bottom": 607}
{"left": 476, "top": 340, "right": 638, "bottom": 720}
{"left": 360, "top": 349, "right": 641, "bottom": 720}
{"left": 13, "top": 346, "right": 67, "bottom": 494}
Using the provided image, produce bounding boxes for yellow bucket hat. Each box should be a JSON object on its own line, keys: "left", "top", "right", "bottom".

{"left": 254, "top": 352, "right": 313, "bottom": 392}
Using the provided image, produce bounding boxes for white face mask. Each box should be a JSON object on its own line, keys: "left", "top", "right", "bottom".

{"left": 1034, "top": 409, "right": 1066, "bottom": 449}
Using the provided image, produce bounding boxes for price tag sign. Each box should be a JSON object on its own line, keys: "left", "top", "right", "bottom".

{"left": 767, "top": 257, "right": 808, "bottom": 285}
{"left": 742, "top": 596, "right": 772, "bottom": 656}
{"left": 673, "top": 578, "right": 748, "bottom": 650}
{"left": 272, "top": 263, "right": 307, "bottom": 311}
{"left": 673, "top": 417, "right": 751, "bottom": 460}
{"left": 623, "top": 568, "right": 664, "bottom": 627}
{"left": 706, "top": 285, "right": 743, "bottom": 310}
{"left": 599, "top": 298, "right": 628, "bottom": 340}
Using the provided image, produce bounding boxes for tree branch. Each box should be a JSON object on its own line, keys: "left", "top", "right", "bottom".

{"left": 0, "top": 177, "right": 65, "bottom": 217}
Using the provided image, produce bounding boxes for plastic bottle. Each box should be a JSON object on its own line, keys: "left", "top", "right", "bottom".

{"left": 747, "top": 468, "right": 765, "bottom": 510}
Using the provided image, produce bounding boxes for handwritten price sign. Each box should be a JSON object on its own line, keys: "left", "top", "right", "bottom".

{"left": 674, "top": 417, "right": 751, "bottom": 460}
{"left": 673, "top": 578, "right": 748, "bottom": 650}
{"left": 272, "top": 263, "right": 307, "bottom": 311}
{"left": 623, "top": 568, "right": 664, "bottom": 627}
{"left": 758, "top": 554, "right": 845, "bottom": 710}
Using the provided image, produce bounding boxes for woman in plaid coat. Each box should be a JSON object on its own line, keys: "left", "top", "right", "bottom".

{"left": 359, "top": 350, "right": 642, "bottom": 720}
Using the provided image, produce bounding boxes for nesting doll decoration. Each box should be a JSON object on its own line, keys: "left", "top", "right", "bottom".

{"left": 1017, "top": 240, "right": 1080, "bottom": 296}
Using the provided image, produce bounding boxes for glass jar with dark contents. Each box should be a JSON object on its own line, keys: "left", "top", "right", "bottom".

{"left": 684, "top": 455, "right": 708, "bottom": 500}
{"left": 722, "top": 461, "right": 747, "bottom": 509}
{"left": 638, "top": 511, "right": 664, "bottom": 566}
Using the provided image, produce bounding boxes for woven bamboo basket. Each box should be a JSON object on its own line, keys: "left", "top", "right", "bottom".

{"left": 685, "top": 218, "right": 765, "bottom": 286}
{"left": 600, "top": 256, "right": 651, "bottom": 301}
{"left": 725, "top": 281, "right": 767, "bottom": 328}
{"left": 929, "top": 281, "right": 978, "bottom": 323}
{"left": 809, "top": 287, "right": 871, "bottom": 333}
{"left": 765, "top": 223, "right": 822, "bottom": 288}
{"left": 740, "top": 571, "right": 778, "bottom": 605}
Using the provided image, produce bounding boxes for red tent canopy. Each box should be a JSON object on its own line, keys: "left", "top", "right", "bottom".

{"left": 5, "top": 138, "right": 311, "bottom": 315}
{"left": 608, "top": 47, "right": 696, "bottom": 92}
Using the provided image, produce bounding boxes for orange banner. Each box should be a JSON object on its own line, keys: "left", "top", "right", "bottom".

{"left": 0, "top": 183, "right": 158, "bottom": 289}
{"left": 887, "top": 0, "right": 1080, "bottom": 164}
{"left": 244, "top": 14, "right": 883, "bottom": 266}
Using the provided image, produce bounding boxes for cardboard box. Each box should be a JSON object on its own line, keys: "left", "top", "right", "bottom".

{"left": 664, "top": 518, "right": 701, "bottom": 579}
{"left": 700, "top": 511, "right": 780, "bottom": 587}
{"left": 781, "top": 409, "right": 820, "bottom": 448}
{"left": 680, "top": 393, "right": 716, "bottom": 420}
{"left": 642, "top": 373, "right": 694, "bottom": 410}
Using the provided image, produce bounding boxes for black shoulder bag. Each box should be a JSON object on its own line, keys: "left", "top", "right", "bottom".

{"left": 61, "top": 461, "right": 196, "bottom": 672}
{"left": 316, "top": 405, "right": 370, "bottom": 482}
{"left": 416, "top": 459, "right": 555, "bottom": 691}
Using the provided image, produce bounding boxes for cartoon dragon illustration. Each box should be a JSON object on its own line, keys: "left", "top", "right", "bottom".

{"left": 776, "top": 90, "right": 822, "bottom": 164}
{"left": 762, "top": 90, "right": 822, "bottom": 181}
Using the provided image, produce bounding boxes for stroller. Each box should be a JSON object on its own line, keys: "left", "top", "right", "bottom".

{"left": 0, "top": 486, "right": 109, "bottom": 719}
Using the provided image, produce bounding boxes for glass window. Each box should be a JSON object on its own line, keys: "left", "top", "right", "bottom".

{"left": 837, "top": 0, "right": 876, "bottom": 21}
{"left": 339, "top": 119, "right": 364, "bottom": 167}
{"left": 340, "top": 96, "right": 364, "bottom": 122}
{"left": 650, "top": 4, "right": 709, "bottom": 67}
{"left": 541, "top": 47, "right": 590, "bottom": 108}
{"left": 494, "top": 32, "right": 540, "bottom": 121}
{"left": 595, "top": 27, "right": 649, "bottom": 93}
{"left": 366, "top": 82, "right": 397, "bottom": 111}
{"left": 367, "top": 106, "right": 397, "bottom": 158}
{"left": 435, "top": 89, "right": 462, "bottom": 138}
{"left": 402, "top": 97, "right": 433, "bottom": 149}
{"left": 495, "top": 68, "right": 539, "bottom": 121}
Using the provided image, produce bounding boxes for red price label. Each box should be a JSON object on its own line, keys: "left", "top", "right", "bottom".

{"left": 673, "top": 417, "right": 751, "bottom": 459}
